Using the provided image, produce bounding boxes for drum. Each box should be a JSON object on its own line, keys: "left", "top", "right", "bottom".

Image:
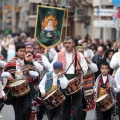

{"left": 65, "top": 77, "right": 81, "bottom": 95}
{"left": 96, "top": 94, "right": 115, "bottom": 112}
{"left": 43, "top": 89, "right": 65, "bottom": 109}
{"left": 10, "top": 80, "right": 30, "bottom": 97}
{"left": 83, "top": 72, "right": 94, "bottom": 97}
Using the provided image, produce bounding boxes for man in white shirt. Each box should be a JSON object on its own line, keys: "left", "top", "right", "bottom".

{"left": 33, "top": 41, "right": 51, "bottom": 120}
{"left": 51, "top": 36, "right": 88, "bottom": 120}
{"left": 82, "top": 41, "right": 94, "bottom": 60}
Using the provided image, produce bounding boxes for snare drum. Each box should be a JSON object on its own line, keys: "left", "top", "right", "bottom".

{"left": 43, "top": 89, "right": 65, "bottom": 109}
{"left": 10, "top": 80, "right": 30, "bottom": 97}
{"left": 65, "top": 77, "right": 81, "bottom": 95}
{"left": 96, "top": 94, "right": 115, "bottom": 112}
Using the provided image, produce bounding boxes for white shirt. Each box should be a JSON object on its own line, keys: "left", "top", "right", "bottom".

{"left": 39, "top": 71, "right": 69, "bottom": 93}
{"left": 0, "top": 60, "right": 7, "bottom": 69}
{"left": 84, "top": 49, "right": 94, "bottom": 60}
{"left": 110, "top": 52, "right": 120, "bottom": 76}
{"left": 33, "top": 61, "right": 43, "bottom": 73}
{"left": 0, "top": 81, "right": 5, "bottom": 98}
{"left": 41, "top": 55, "right": 51, "bottom": 70}
{"left": 102, "top": 75, "right": 107, "bottom": 84}
{"left": 2, "top": 59, "right": 39, "bottom": 79}
{"left": 51, "top": 51, "right": 88, "bottom": 74}
{"left": 89, "top": 62, "right": 98, "bottom": 73}
{"left": 110, "top": 52, "right": 120, "bottom": 69}
{"left": 114, "top": 67, "right": 120, "bottom": 93}
{"left": 48, "top": 48, "right": 57, "bottom": 62}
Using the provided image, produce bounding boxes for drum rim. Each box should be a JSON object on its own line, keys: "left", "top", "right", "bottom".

{"left": 44, "top": 89, "right": 58, "bottom": 99}
{"left": 65, "top": 86, "right": 82, "bottom": 95}
{"left": 101, "top": 102, "right": 115, "bottom": 112}
{"left": 96, "top": 94, "right": 108, "bottom": 102}
{"left": 10, "top": 80, "right": 26, "bottom": 87}
{"left": 69, "top": 77, "right": 78, "bottom": 82}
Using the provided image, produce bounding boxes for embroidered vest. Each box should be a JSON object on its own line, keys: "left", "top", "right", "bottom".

{"left": 45, "top": 71, "right": 53, "bottom": 92}
{"left": 58, "top": 50, "right": 81, "bottom": 71}
{"left": 98, "top": 76, "right": 109, "bottom": 97}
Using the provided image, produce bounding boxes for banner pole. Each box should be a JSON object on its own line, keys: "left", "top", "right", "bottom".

{"left": 36, "top": 2, "right": 71, "bottom": 8}
{"left": 65, "top": 7, "right": 68, "bottom": 37}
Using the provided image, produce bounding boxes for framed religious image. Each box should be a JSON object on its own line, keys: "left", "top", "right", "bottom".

{"left": 34, "top": 5, "right": 65, "bottom": 48}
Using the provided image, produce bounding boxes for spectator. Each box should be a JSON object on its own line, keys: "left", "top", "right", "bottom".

{"left": 114, "top": 40, "right": 120, "bottom": 52}
{"left": 7, "top": 40, "right": 16, "bottom": 62}
{"left": 92, "top": 46, "right": 106, "bottom": 79}
{"left": 104, "top": 49, "right": 115, "bottom": 75}
{"left": 82, "top": 41, "right": 94, "bottom": 60}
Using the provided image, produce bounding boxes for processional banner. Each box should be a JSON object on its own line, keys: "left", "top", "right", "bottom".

{"left": 34, "top": 5, "right": 65, "bottom": 48}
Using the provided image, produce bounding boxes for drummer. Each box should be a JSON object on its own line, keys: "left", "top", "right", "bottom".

{"left": 39, "top": 61, "right": 69, "bottom": 120}
{"left": 51, "top": 36, "right": 88, "bottom": 120}
{"left": 94, "top": 62, "right": 116, "bottom": 120}
{"left": 75, "top": 46, "right": 98, "bottom": 120}
{"left": 3, "top": 43, "right": 39, "bottom": 120}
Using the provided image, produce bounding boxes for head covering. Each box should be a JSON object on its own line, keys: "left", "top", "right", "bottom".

{"left": 75, "top": 46, "right": 84, "bottom": 51}
{"left": 16, "top": 43, "right": 25, "bottom": 52}
{"left": 53, "top": 61, "right": 63, "bottom": 69}
{"left": 25, "top": 42, "right": 34, "bottom": 47}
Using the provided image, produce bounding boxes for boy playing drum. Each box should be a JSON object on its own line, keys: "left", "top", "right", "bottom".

{"left": 94, "top": 62, "right": 116, "bottom": 120}
{"left": 39, "top": 61, "right": 69, "bottom": 120}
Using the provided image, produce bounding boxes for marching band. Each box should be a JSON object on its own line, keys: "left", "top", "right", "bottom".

{"left": 0, "top": 35, "right": 119, "bottom": 120}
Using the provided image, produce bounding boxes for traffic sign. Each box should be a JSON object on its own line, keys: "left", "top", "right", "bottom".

{"left": 94, "top": 8, "right": 117, "bottom": 16}
{"left": 94, "top": 20, "right": 115, "bottom": 28}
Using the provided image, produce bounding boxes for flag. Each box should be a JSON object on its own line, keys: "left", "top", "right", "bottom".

{"left": 34, "top": 5, "right": 65, "bottom": 48}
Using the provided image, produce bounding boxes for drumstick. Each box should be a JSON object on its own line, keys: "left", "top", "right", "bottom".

{"left": 46, "top": 71, "right": 65, "bottom": 81}
{"left": 106, "top": 83, "right": 115, "bottom": 91}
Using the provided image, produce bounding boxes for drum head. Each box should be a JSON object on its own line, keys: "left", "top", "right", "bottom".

{"left": 96, "top": 94, "right": 108, "bottom": 102}
{"left": 10, "top": 80, "right": 26, "bottom": 87}
{"left": 44, "top": 89, "right": 57, "bottom": 100}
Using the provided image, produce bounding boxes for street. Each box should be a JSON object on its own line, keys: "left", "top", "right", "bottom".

{"left": 0, "top": 105, "right": 119, "bottom": 120}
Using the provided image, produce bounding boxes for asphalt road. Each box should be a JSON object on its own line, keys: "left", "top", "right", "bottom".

{"left": 0, "top": 105, "right": 119, "bottom": 120}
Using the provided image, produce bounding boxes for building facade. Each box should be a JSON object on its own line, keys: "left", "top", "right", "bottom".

{"left": 1, "top": 0, "right": 120, "bottom": 41}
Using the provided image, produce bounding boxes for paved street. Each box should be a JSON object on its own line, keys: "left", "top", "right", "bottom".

{"left": 0, "top": 105, "right": 118, "bottom": 120}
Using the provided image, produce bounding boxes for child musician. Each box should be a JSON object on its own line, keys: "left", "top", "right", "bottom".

{"left": 3, "top": 43, "right": 39, "bottom": 120}
{"left": 39, "top": 61, "right": 69, "bottom": 120}
{"left": 94, "top": 62, "right": 116, "bottom": 120}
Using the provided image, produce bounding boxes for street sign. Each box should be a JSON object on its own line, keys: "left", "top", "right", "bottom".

{"left": 94, "top": 20, "right": 115, "bottom": 28}
{"left": 94, "top": 8, "right": 117, "bottom": 16}
{"left": 112, "top": 0, "right": 120, "bottom": 5}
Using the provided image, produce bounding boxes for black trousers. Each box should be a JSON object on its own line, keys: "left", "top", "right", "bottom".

{"left": 47, "top": 103, "right": 64, "bottom": 120}
{"left": 13, "top": 93, "right": 31, "bottom": 120}
{"left": 63, "top": 90, "right": 83, "bottom": 120}
{"left": 36, "top": 103, "right": 46, "bottom": 120}
{"left": 96, "top": 106, "right": 112, "bottom": 120}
